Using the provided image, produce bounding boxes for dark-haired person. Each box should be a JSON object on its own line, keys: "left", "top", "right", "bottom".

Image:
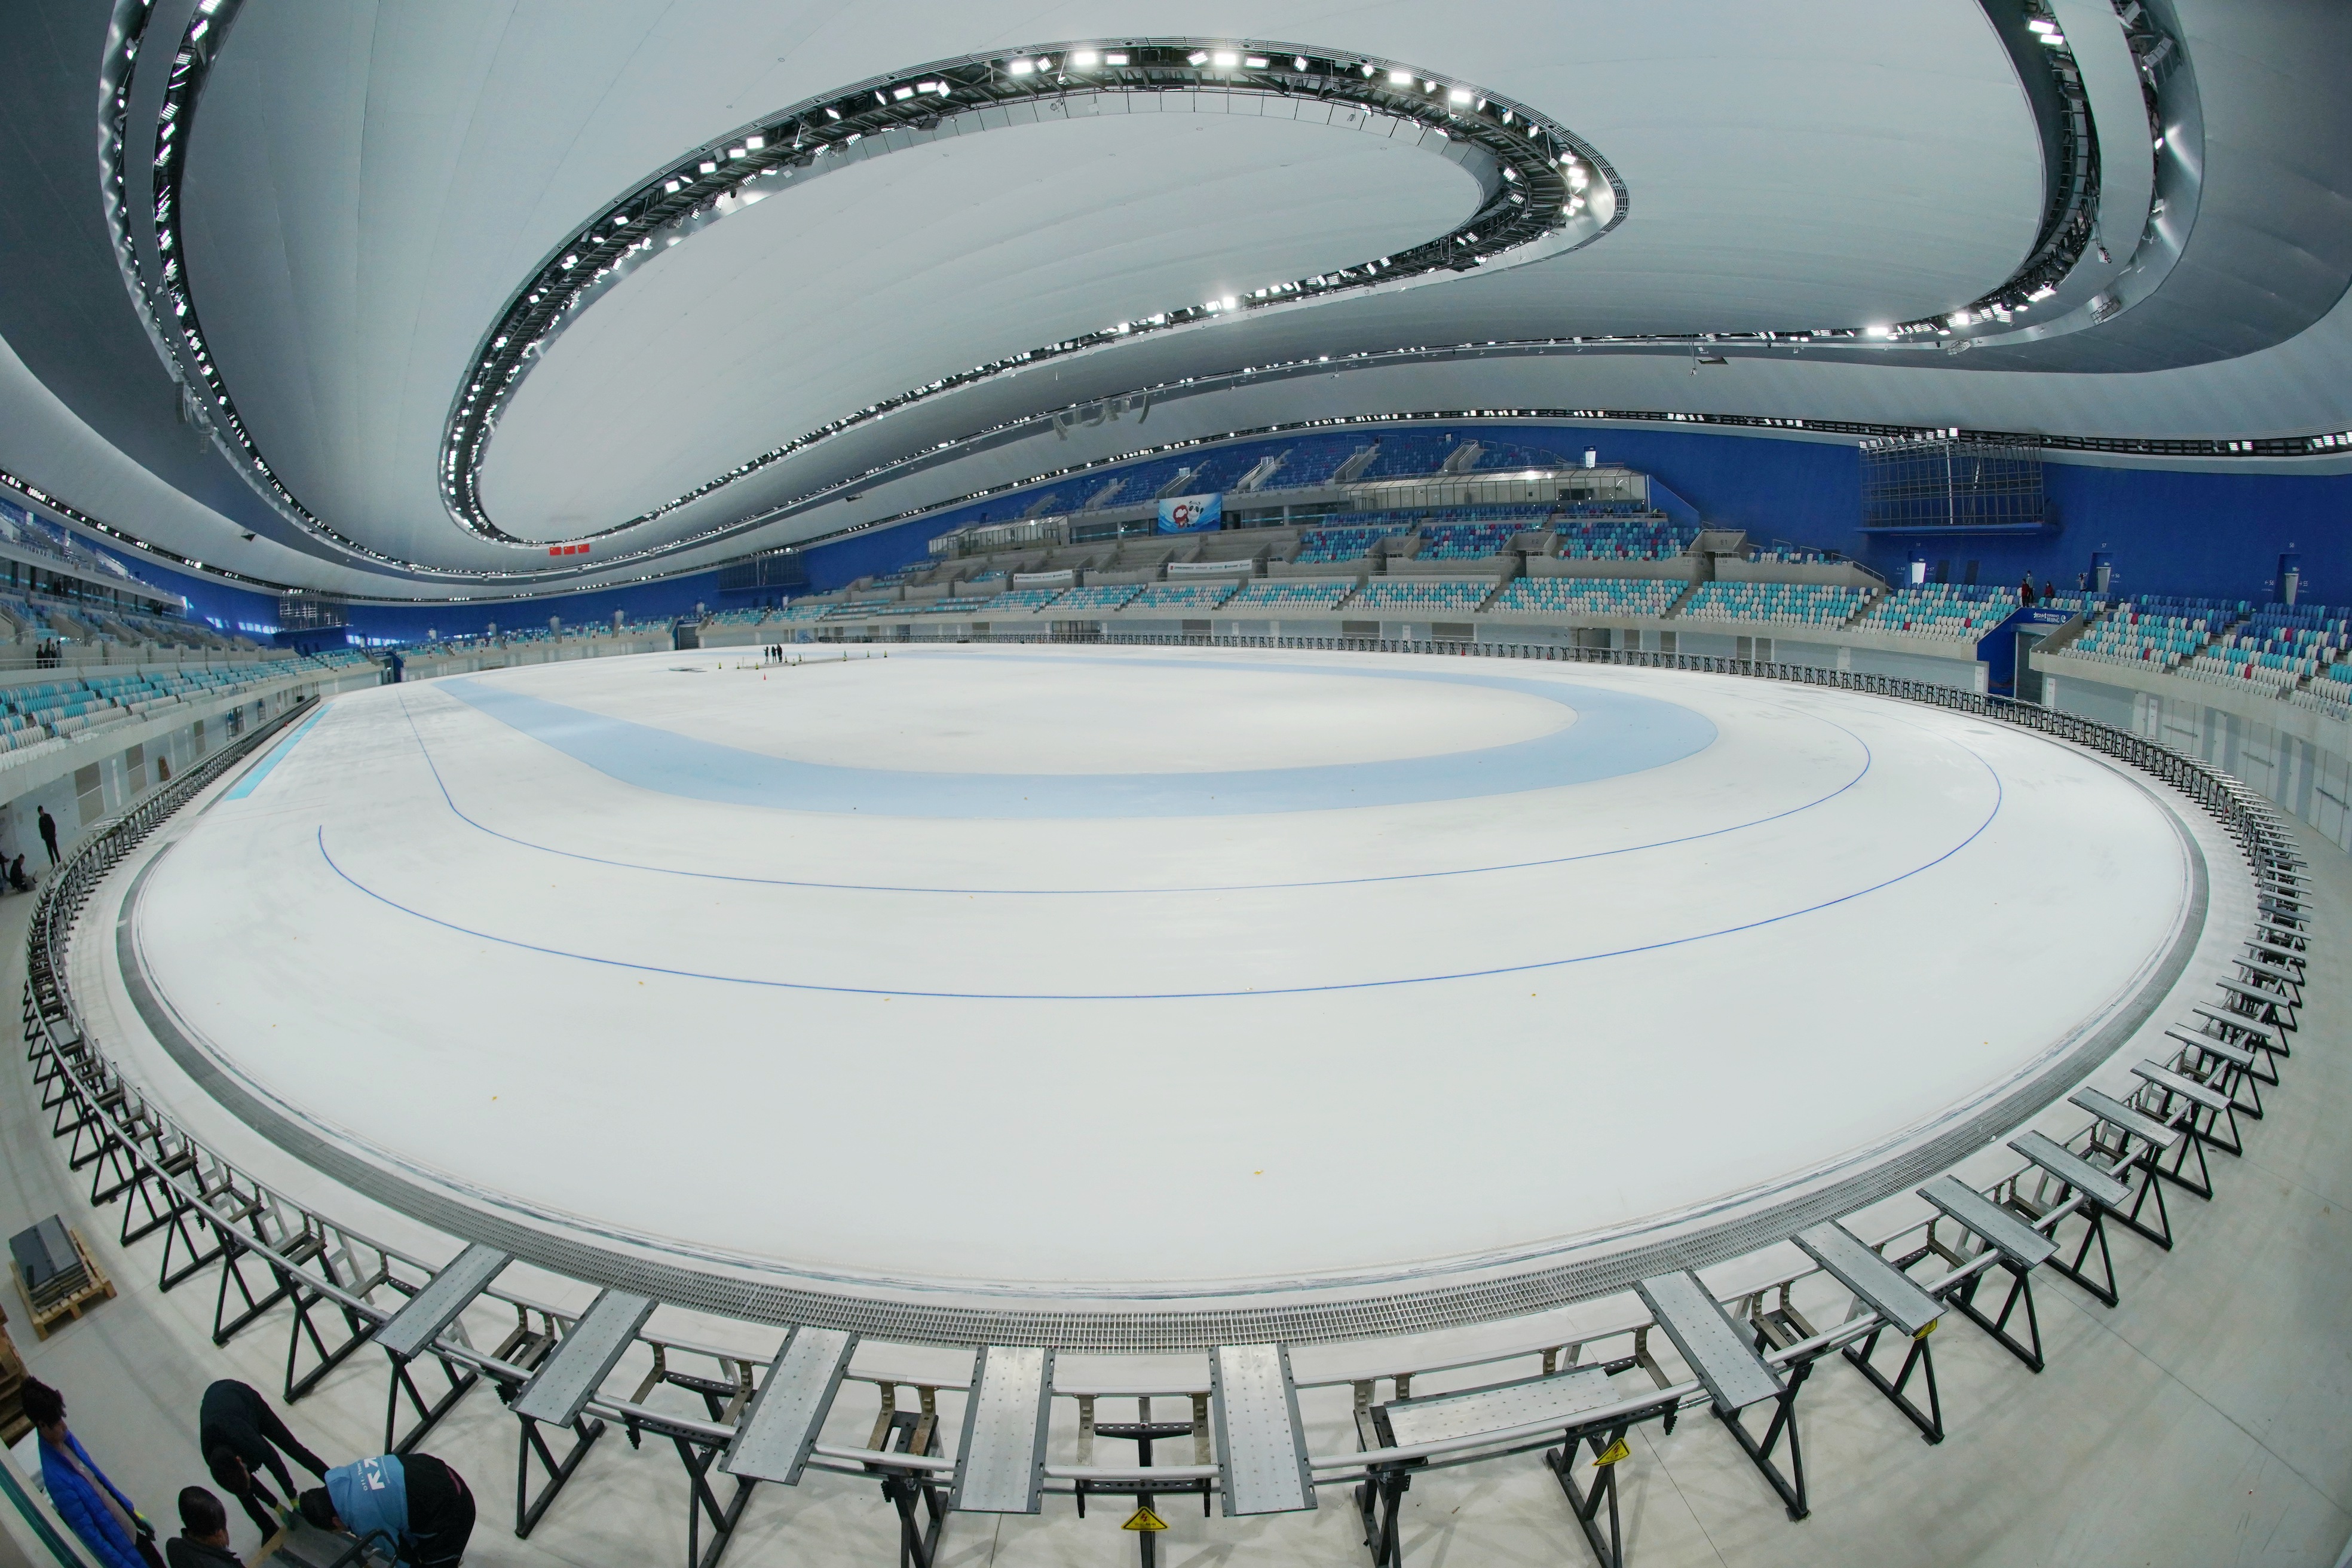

{"left": 20, "top": 1377, "right": 160, "bottom": 1568}
{"left": 166, "top": 1488, "right": 243, "bottom": 1568}
{"left": 299, "top": 1452, "right": 473, "bottom": 1567}
{"left": 37, "top": 804, "right": 59, "bottom": 864}
{"left": 199, "top": 1379, "right": 328, "bottom": 1538}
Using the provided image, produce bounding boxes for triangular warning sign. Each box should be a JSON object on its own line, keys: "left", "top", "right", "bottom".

{"left": 1594, "top": 1438, "right": 1631, "bottom": 1466}
{"left": 1121, "top": 1503, "right": 1170, "bottom": 1532}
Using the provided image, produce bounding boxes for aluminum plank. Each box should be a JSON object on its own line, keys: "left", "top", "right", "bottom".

{"left": 1793, "top": 1223, "right": 1941, "bottom": 1338}
{"left": 2164, "top": 1026, "right": 2253, "bottom": 1070}
{"left": 722, "top": 1327, "right": 856, "bottom": 1486}
{"left": 1918, "top": 1176, "right": 2057, "bottom": 1269}
{"left": 375, "top": 1245, "right": 510, "bottom": 1362}
{"left": 2007, "top": 1131, "right": 2131, "bottom": 1212}
{"left": 1635, "top": 1272, "right": 1781, "bottom": 1413}
{"left": 950, "top": 1346, "right": 1054, "bottom": 1515}
{"left": 511, "top": 1290, "right": 654, "bottom": 1426}
{"left": 2070, "top": 1087, "right": 2182, "bottom": 1150}
{"left": 2132, "top": 1059, "right": 2228, "bottom": 1114}
{"left": 2192, "top": 1004, "right": 2280, "bottom": 1049}
{"left": 1383, "top": 1365, "right": 1614, "bottom": 1447}
{"left": 1212, "top": 1344, "right": 1315, "bottom": 1517}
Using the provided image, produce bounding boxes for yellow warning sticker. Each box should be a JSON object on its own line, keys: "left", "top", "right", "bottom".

{"left": 1915, "top": 1318, "right": 1940, "bottom": 1340}
{"left": 1121, "top": 1504, "right": 1170, "bottom": 1532}
{"left": 1594, "top": 1438, "right": 1631, "bottom": 1466}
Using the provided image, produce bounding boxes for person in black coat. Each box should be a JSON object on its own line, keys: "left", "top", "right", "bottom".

{"left": 199, "top": 1380, "right": 327, "bottom": 1539}
{"left": 37, "top": 805, "right": 60, "bottom": 864}
{"left": 164, "top": 1489, "right": 242, "bottom": 1568}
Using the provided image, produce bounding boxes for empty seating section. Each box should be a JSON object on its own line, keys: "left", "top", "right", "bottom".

{"left": 0, "top": 656, "right": 339, "bottom": 765}
{"left": 1854, "top": 585, "right": 2017, "bottom": 641}
{"left": 1357, "top": 433, "right": 1467, "bottom": 479}
{"left": 1346, "top": 579, "right": 1492, "bottom": 613}
{"left": 1296, "top": 523, "right": 1408, "bottom": 564}
{"left": 1413, "top": 505, "right": 1555, "bottom": 558}
{"left": 1049, "top": 584, "right": 1146, "bottom": 612}
{"left": 1127, "top": 581, "right": 1239, "bottom": 611}
{"left": 1223, "top": 580, "right": 1354, "bottom": 612}
{"left": 1680, "top": 583, "right": 1870, "bottom": 629}
{"left": 1552, "top": 517, "right": 1691, "bottom": 561}
{"left": 1267, "top": 438, "right": 1368, "bottom": 488}
{"left": 1752, "top": 545, "right": 1833, "bottom": 564}
{"left": 2068, "top": 596, "right": 2248, "bottom": 670}
{"left": 2182, "top": 604, "right": 2348, "bottom": 694}
{"left": 1486, "top": 577, "right": 1682, "bottom": 618}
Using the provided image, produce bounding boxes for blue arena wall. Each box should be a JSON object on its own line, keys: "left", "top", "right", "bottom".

{"left": 785, "top": 422, "right": 2350, "bottom": 607}
{"left": 99, "top": 423, "right": 2340, "bottom": 640}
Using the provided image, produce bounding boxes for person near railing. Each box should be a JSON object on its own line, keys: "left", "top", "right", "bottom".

{"left": 199, "top": 1379, "right": 329, "bottom": 1540}
{"left": 38, "top": 806, "right": 59, "bottom": 865}
{"left": 298, "top": 1451, "right": 473, "bottom": 1568}
{"left": 21, "top": 1377, "right": 163, "bottom": 1568}
{"left": 164, "top": 1487, "right": 242, "bottom": 1567}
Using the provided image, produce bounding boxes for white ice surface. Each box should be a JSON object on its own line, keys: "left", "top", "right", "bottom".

{"left": 132, "top": 648, "right": 2191, "bottom": 1296}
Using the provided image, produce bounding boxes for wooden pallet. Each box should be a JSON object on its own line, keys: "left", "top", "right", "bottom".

{"left": 11, "top": 1228, "right": 115, "bottom": 1339}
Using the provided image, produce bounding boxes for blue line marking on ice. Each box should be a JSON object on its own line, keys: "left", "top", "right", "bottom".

{"left": 223, "top": 710, "right": 324, "bottom": 801}
{"left": 313, "top": 752, "right": 2000, "bottom": 1000}
{"left": 433, "top": 663, "right": 1716, "bottom": 819}
{"left": 396, "top": 691, "right": 1872, "bottom": 895}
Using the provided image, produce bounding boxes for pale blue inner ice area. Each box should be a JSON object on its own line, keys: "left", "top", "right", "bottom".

{"left": 437, "top": 658, "right": 1717, "bottom": 818}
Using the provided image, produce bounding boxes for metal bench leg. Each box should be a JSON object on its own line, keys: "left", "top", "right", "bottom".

{"left": 1545, "top": 1421, "right": 1632, "bottom": 1568}
{"left": 1950, "top": 1263, "right": 2044, "bottom": 1373}
{"left": 514, "top": 1413, "right": 604, "bottom": 1539}
{"left": 1843, "top": 1323, "right": 1944, "bottom": 1443}
{"left": 2045, "top": 1205, "right": 2120, "bottom": 1309}
{"left": 1715, "top": 1359, "right": 1811, "bottom": 1521}
{"left": 386, "top": 1351, "right": 480, "bottom": 1455}
{"left": 284, "top": 1275, "right": 374, "bottom": 1402}
{"left": 672, "top": 1434, "right": 755, "bottom": 1568}
{"left": 878, "top": 1469, "right": 944, "bottom": 1568}
{"left": 1354, "top": 1468, "right": 1408, "bottom": 1568}
{"left": 2154, "top": 1120, "right": 2214, "bottom": 1200}
{"left": 2113, "top": 1146, "right": 2175, "bottom": 1250}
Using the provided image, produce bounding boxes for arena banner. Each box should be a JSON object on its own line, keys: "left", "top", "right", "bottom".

{"left": 1156, "top": 493, "right": 1222, "bottom": 534}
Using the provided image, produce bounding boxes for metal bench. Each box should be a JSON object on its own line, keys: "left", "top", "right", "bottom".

{"left": 724, "top": 1327, "right": 859, "bottom": 1486}
{"left": 2216, "top": 975, "right": 2298, "bottom": 1034}
{"left": 1211, "top": 1343, "right": 1316, "bottom": 1517}
{"left": 2007, "top": 1132, "right": 2131, "bottom": 1307}
{"left": 1357, "top": 1363, "right": 1637, "bottom": 1568}
{"left": 1916, "top": 1175, "right": 2057, "bottom": 1371}
{"left": 2164, "top": 1026, "right": 2262, "bottom": 1120}
{"left": 373, "top": 1244, "right": 515, "bottom": 1452}
{"left": 1636, "top": 1271, "right": 1808, "bottom": 1519}
{"left": 951, "top": 1346, "right": 1052, "bottom": 1515}
{"left": 2132, "top": 1058, "right": 2241, "bottom": 1162}
{"left": 512, "top": 1290, "right": 654, "bottom": 1536}
{"left": 1791, "top": 1221, "right": 1945, "bottom": 1442}
{"left": 2191, "top": 1002, "right": 2284, "bottom": 1080}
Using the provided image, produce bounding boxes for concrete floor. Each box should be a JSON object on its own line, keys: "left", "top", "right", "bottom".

{"left": 0, "top": 754, "right": 2345, "bottom": 1566}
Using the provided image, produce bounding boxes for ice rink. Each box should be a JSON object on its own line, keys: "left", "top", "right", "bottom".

{"left": 129, "top": 646, "right": 2197, "bottom": 1316}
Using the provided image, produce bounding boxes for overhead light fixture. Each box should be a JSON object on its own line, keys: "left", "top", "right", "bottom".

{"left": 1187, "top": 51, "right": 1208, "bottom": 65}
{"left": 893, "top": 85, "right": 913, "bottom": 99}
{"left": 1864, "top": 324, "right": 1892, "bottom": 338}
{"left": 699, "top": 160, "right": 717, "bottom": 172}
{"left": 1222, "top": 295, "right": 1238, "bottom": 310}
{"left": 1212, "top": 51, "right": 1238, "bottom": 67}
{"left": 1009, "top": 57, "right": 1034, "bottom": 74}
{"left": 1244, "top": 56, "right": 1268, "bottom": 68}
{"left": 663, "top": 178, "right": 681, "bottom": 192}
{"left": 727, "top": 145, "right": 746, "bottom": 158}
{"left": 1105, "top": 51, "right": 1128, "bottom": 65}
{"left": 1072, "top": 49, "right": 1099, "bottom": 66}
{"left": 1388, "top": 68, "right": 1412, "bottom": 84}
{"left": 1447, "top": 87, "right": 1471, "bottom": 103}
{"left": 824, "top": 106, "right": 841, "bottom": 120}
{"left": 1294, "top": 56, "right": 1308, "bottom": 69}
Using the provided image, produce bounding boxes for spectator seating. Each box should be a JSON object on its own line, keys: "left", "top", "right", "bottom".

{"left": 1679, "top": 583, "right": 1871, "bottom": 630}
{"left": 1296, "top": 524, "right": 1409, "bottom": 564}
{"left": 1346, "top": 580, "right": 1493, "bottom": 614}
{"left": 1049, "top": 584, "right": 1147, "bottom": 612}
{"left": 2181, "top": 605, "right": 2349, "bottom": 694}
{"left": 1127, "top": 582, "right": 1241, "bottom": 611}
{"left": 1485, "top": 577, "right": 1682, "bottom": 618}
{"left": 1222, "top": 581, "right": 1355, "bottom": 612}
{"left": 1552, "top": 518, "right": 1692, "bottom": 561}
{"left": 1852, "top": 585, "right": 2018, "bottom": 641}
{"left": 2066, "top": 596, "right": 2247, "bottom": 670}
{"left": 1357, "top": 433, "right": 1466, "bottom": 479}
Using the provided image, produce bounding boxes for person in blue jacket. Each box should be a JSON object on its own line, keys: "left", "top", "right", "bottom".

{"left": 22, "top": 1377, "right": 160, "bottom": 1568}
{"left": 298, "top": 1451, "right": 472, "bottom": 1567}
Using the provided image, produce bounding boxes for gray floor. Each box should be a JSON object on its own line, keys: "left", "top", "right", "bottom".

{"left": 0, "top": 822, "right": 2345, "bottom": 1567}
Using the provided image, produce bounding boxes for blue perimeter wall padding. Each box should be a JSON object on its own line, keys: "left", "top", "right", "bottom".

{"left": 75, "top": 423, "right": 2348, "bottom": 640}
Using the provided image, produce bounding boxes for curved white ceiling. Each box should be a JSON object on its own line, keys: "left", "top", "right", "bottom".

{"left": 480, "top": 107, "right": 1481, "bottom": 539}
{"left": 5, "top": 0, "right": 2344, "bottom": 600}
{"left": 173, "top": 0, "right": 2040, "bottom": 569}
